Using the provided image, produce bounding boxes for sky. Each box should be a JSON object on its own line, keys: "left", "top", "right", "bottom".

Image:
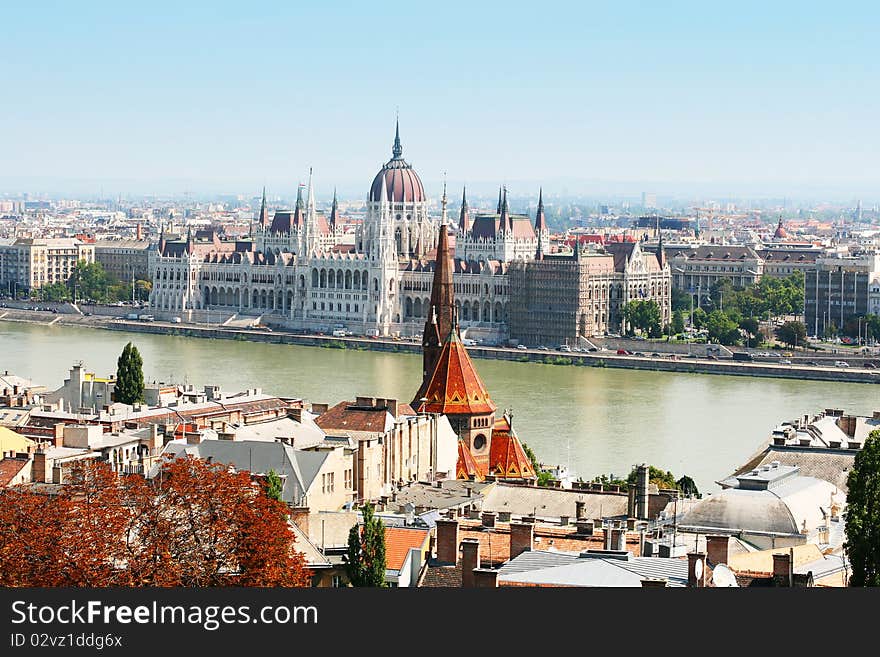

{"left": 2, "top": 1, "right": 879, "bottom": 201}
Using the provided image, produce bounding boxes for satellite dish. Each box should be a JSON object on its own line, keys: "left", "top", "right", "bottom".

{"left": 713, "top": 563, "right": 738, "bottom": 588}
{"left": 694, "top": 558, "right": 703, "bottom": 580}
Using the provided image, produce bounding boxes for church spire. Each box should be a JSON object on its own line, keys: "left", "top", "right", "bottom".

{"left": 497, "top": 186, "right": 503, "bottom": 214}
{"left": 500, "top": 186, "right": 512, "bottom": 232}
{"left": 413, "top": 224, "right": 455, "bottom": 406}
{"left": 258, "top": 186, "right": 268, "bottom": 227}
{"left": 329, "top": 187, "right": 338, "bottom": 231}
{"left": 535, "top": 187, "right": 547, "bottom": 233}
{"left": 392, "top": 117, "right": 403, "bottom": 159}
{"left": 441, "top": 174, "right": 448, "bottom": 226}
{"left": 459, "top": 186, "right": 470, "bottom": 233}
{"left": 293, "top": 182, "right": 305, "bottom": 224}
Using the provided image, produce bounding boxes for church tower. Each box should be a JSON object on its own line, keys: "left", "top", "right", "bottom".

{"left": 413, "top": 222, "right": 455, "bottom": 406}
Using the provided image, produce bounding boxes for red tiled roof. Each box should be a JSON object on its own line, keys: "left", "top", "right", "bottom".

{"left": 457, "top": 440, "right": 485, "bottom": 481}
{"left": 0, "top": 458, "right": 29, "bottom": 487}
{"left": 315, "top": 401, "right": 390, "bottom": 434}
{"left": 487, "top": 420, "right": 536, "bottom": 480}
{"left": 421, "top": 329, "right": 496, "bottom": 416}
{"left": 384, "top": 526, "right": 430, "bottom": 571}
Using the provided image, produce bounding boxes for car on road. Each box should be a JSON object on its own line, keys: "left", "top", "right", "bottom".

{"left": 171, "top": 317, "right": 182, "bottom": 324}
{"left": 588, "top": 347, "right": 598, "bottom": 352}
{"left": 805, "top": 361, "right": 819, "bottom": 366}
{"left": 864, "top": 362, "right": 877, "bottom": 369}
{"left": 539, "top": 345, "right": 549, "bottom": 351}
{"left": 558, "top": 345, "right": 572, "bottom": 352}
{"left": 616, "top": 349, "right": 631, "bottom": 355}
{"left": 834, "top": 361, "right": 850, "bottom": 368}
{"left": 634, "top": 351, "right": 645, "bottom": 356}
{"left": 651, "top": 352, "right": 661, "bottom": 357}
{"left": 516, "top": 344, "right": 528, "bottom": 350}
{"left": 779, "top": 359, "right": 792, "bottom": 364}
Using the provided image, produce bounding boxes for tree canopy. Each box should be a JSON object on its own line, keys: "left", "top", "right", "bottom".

{"left": 845, "top": 430, "right": 880, "bottom": 586}
{"left": 775, "top": 321, "right": 807, "bottom": 348}
{"left": 345, "top": 502, "right": 386, "bottom": 587}
{"left": 622, "top": 300, "right": 662, "bottom": 337}
{"left": 115, "top": 342, "right": 145, "bottom": 405}
{"left": 0, "top": 458, "right": 310, "bottom": 587}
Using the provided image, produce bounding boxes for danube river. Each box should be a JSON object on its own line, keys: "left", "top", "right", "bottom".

{"left": 2, "top": 321, "right": 876, "bottom": 492}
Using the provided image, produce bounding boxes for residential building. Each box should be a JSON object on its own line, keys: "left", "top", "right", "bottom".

{"left": 804, "top": 252, "right": 880, "bottom": 336}
{"left": 0, "top": 237, "right": 95, "bottom": 293}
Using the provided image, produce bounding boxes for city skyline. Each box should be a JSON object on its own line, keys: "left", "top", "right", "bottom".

{"left": 2, "top": 2, "right": 880, "bottom": 199}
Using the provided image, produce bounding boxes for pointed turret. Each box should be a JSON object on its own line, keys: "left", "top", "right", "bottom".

{"left": 413, "top": 224, "right": 455, "bottom": 406}
{"left": 185, "top": 226, "right": 194, "bottom": 255}
{"left": 158, "top": 222, "right": 166, "bottom": 255}
{"left": 500, "top": 186, "right": 512, "bottom": 232}
{"left": 392, "top": 118, "right": 403, "bottom": 159}
{"left": 441, "top": 177, "right": 448, "bottom": 226}
{"left": 458, "top": 186, "right": 471, "bottom": 234}
{"left": 496, "top": 186, "right": 503, "bottom": 214}
{"left": 258, "top": 186, "right": 268, "bottom": 227}
{"left": 329, "top": 188, "right": 339, "bottom": 231}
{"left": 535, "top": 187, "right": 547, "bottom": 233}
{"left": 293, "top": 183, "right": 305, "bottom": 225}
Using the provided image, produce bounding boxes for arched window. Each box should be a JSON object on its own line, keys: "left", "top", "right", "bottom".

{"left": 414, "top": 298, "right": 422, "bottom": 318}
{"left": 328, "top": 269, "right": 336, "bottom": 288}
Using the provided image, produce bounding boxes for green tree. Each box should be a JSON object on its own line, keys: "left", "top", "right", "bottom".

{"left": 865, "top": 315, "right": 880, "bottom": 343}
{"left": 676, "top": 475, "right": 700, "bottom": 497}
{"left": 671, "top": 310, "right": 685, "bottom": 335}
{"left": 626, "top": 465, "right": 677, "bottom": 490}
{"left": 671, "top": 288, "right": 691, "bottom": 313}
{"left": 706, "top": 310, "right": 741, "bottom": 345}
{"left": 264, "top": 469, "right": 284, "bottom": 502}
{"left": 775, "top": 321, "right": 807, "bottom": 349}
{"left": 824, "top": 321, "right": 838, "bottom": 340}
{"left": 739, "top": 316, "right": 761, "bottom": 347}
{"left": 845, "top": 430, "right": 880, "bottom": 586}
{"left": 691, "top": 307, "right": 707, "bottom": 330}
{"left": 114, "top": 342, "right": 145, "bottom": 405}
{"left": 344, "top": 502, "right": 386, "bottom": 587}
{"left": 70, "top": 260, "right": 111, "bottom": 302}
{"left": 622, "top": 300, "right": 662, "bottom": 337}
{"left": 40, "top": 282, "right": 71, "bottom": 302}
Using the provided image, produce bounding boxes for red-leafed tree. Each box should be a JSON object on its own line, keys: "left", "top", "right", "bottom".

{"left": 0, "top": 457, "right": 310, "bottom": 587}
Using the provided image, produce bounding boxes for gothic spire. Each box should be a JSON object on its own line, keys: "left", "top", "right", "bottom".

{"left": 497, "top": 186, "right": 503, "bottom": 214}
{"left": 413, "top": 224, "right": 455, "bottom": 406}
{"left": 329, "top": 187, "right": 338, "bottom": 231}
{"left": 535, "top": 187, "right": 547, "bottom": 233}
{"left": 293, "top": 182, "right": 305, "bottom": 225}
{"left": 441, "top": 174, "right": 448, "bottom": 226}
{"left": 459, "top": 186, "right": 470, "bottom": 234}
{"left": 500, "top": 186, "right": 512, "bottom": 232}
{"left": 392, "top": 118, "right": 403, "bottom": 159}
{"left": 258, "top": 186, "right": 268, "bottom": 227}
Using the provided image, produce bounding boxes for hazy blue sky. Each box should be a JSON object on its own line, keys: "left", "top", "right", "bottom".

{"left": 2, "top": 1, "right": 878, "bottom": 199}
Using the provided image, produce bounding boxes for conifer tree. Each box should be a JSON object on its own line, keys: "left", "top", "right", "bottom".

{"left": 344, "top": 502, "right": 386, "bottom": 587}
{"left": 845, "top": 430, "right": 880, "bottom": 586}
{"left": 115, "top": 342, "right": 145, "bottom": 405}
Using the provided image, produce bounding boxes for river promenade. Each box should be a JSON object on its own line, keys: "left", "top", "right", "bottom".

{"left": 1, "top": 306, "right": 877, "bottom": 385}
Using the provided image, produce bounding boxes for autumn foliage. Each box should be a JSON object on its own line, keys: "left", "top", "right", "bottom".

{"left": 0, "top": 457, "right": 311, "bottom": 587}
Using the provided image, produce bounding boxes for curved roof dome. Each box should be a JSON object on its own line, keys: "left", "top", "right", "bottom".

{"left": 369, "top": 122, "right": 425, "bottom": 203}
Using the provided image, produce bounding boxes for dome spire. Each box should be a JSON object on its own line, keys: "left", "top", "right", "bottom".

{"left": 392, "top": 116, "right": 403, "bottom": 159}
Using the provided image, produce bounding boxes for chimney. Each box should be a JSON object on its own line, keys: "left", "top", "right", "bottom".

{"left": 509, "top": 522, "right": 534, "bottom": 560}
{"left": 575, "top": 500, "right": 587, "bottom": 520}
{"left": 473, "top": 568, "right": 499, "bottom": 588}
{"left": 636, "top": 463, "right": 650, "bottom": 520}
{"left": 385, "top": 399, "right": 399, "bottom": 417}
{"left": 772, "top": 551, "right": 793, "bottom": 587}
{"left": 706, "top": 535, "right": 730, "bottom": 566}
{"left": 687, "top": 552, "right": 707, "bottom": 588}
{"left": 481, "top": 511, "right": 496, "bottom": 528}
{"left": 289, "top": 507, "right": 309, "bottom": 535}
{"left": 460, "top": 539, "right": 481, "bottom": 587}
{"left": 53, "top": 423, "right": 65, "bottom": 448}
{"left": 559, "top": 515, "right": 570, "bottom": 527}
{"left": 435, "top": 519, "right": 459, "bottom": 564}
{"left": 575, "top": 519, "right": 594, "bottom": 536}
{"left": 640, "top": 578, "right": 668, "bottom": 588}
{"left": 288, "top": 407, "right": 303, "bottom": 423}
{"left": 611, "top": 528, "right": 626, "bottom": 551}
{"left": 186, "top": 430, "right": 202, "bottom": 445}
{"left": 32, "top": 451, "right": 48, "bottom": 483}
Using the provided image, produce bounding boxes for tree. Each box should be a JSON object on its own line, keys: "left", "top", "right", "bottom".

{"left": 691, "top": 307, "right": 707, "bottom": 330}
{"left": 671, "top": 288, "right": 691, "bottom": 312}
{"left": 671, "top": 310, "right": 686, "bottom": 335}
{"left": 775, "top": 321, "right": 807, "bottom": 349}
{"left": 845, "top": 430, "right": 880, "bottom": 586}
{"left": 627, "top": 465, "right": 677, "bottom": 490}
{"left": 115, "top": 342, "right": 145, "bottom": 405}
{"left": 0, "top": 458, "right": 310, "bottom": 587}
{"left": 622, "top": 300, "right": 662, "bottom": 337}
{"left": 676, "top": 475, "right": 700, "bottom": 498}
{"left": 70, "top": 260, "right": 111, "bottom": 302}
{"left": 345, "top": 502, "right": 386, "bottom": 587}
{"left": 706, "top": 310, "right": 741, "bottom": 345}
{"left": 40, "top": 282, "right": 71, "bottom": 302}
{"left": 739, "top": 316, "right": 761, "bottom": 347}
{"left": 264, "top": 469, "right": 284, "bottom": 502}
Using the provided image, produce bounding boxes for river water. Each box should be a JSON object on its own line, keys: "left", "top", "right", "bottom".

{"left": 1, "top": 321, "right": 876, "bottom": 493}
